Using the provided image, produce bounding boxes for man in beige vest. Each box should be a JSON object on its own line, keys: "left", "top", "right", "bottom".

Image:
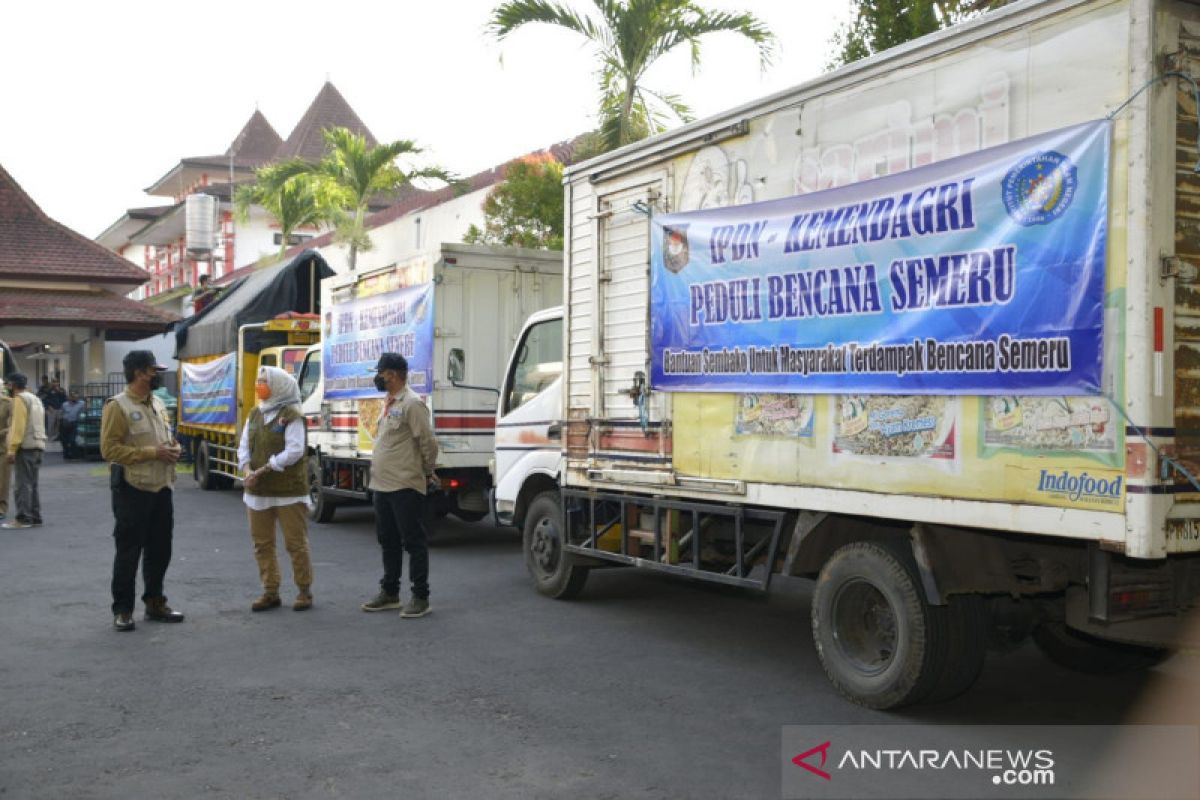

{"left": 0, "top": 381, "right": 11, "bottom": 521}
{"left": 100, "top": 351, "right": 184, "bottom": 632}
{"left": 360, "top": 353, "right": 438, "bottom": 618}
{"left": 3, "top": 372, "right": 46, "bottom": 529}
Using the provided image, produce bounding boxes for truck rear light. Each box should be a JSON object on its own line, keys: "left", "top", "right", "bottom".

{"left": 1109, "top": 585, "right": 1172, "bottom": 617}
{"left": 441, "top": 477, "right": 462, "bottom": 490}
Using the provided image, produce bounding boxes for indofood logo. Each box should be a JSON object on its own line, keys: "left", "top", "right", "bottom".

{"left": 1001, "top": 150, "right": 1078, "bottom": 226}
{"left": 1036, "top": 469, "right": 1123, "bottom": 503}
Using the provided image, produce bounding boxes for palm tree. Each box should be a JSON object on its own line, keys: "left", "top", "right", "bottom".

{"left": 488, "top": 0, "right": 776, "bottom": 152}
{"left": 234, "top": 164, "right": 329, "bottom": 261}
{"left": 270, "top": 128, "right": 456, "bottom": 271}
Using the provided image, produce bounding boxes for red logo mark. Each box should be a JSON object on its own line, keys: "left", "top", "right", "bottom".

{"left": 792, "top": 741, "right": 832, "bottom": 781}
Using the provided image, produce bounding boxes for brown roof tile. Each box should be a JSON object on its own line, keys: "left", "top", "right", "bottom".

{"left": 226, "top": 109, "right": 283, "bottom": 162}
{"left": 274, "top": 82, "right": 378, "bottom": 162}
{"left": 0, "top": 287, "right": 178, "bottom": 336}
{"left": 0, "top": 163, "right": 153, "bottom": 285}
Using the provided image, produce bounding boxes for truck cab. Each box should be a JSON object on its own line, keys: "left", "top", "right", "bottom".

{"left": 492, "top": 306, "right": 564, "bottom": 529}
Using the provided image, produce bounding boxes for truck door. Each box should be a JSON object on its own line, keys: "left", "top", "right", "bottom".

{"left": 494, "top": 313, "right": 564, "bottom": 506}
{"left": 593, "top": 174, "right": 666, "bottom": 423}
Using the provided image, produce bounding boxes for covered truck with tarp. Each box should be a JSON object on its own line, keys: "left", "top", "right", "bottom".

{"left": 493, "top": 0, "right": 1200, "bottom": 709}
{"left": 175, "top": 249, "right": 331, "bottom": 489}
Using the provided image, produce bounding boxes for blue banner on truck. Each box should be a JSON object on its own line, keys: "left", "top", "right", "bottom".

{"left": 321, "top": 282, "right": 435, "bottom": 400}
{"left": 180, "top": 353, "right": 237, "bottom": 425}
{"left": 650, "top": 120, "right": 1110, "bottom": 395}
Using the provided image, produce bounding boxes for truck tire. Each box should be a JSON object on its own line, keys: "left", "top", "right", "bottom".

{"left": 922, "top": 594, "right": 989, "bottom": 704}
{"left": 812, "top": 540, "right": 948, "bottom": 710}
{"left": 523, "top": 491, "right": 588, "bottom": 599}
{"left": 308, "top": 456, "right": 336, "bottom": 524}
{"left": 194, "top": 441, "right": 223, "bottom": 491}
{"left": 1032, "top": 622, "right": 1168, "bottom": 675}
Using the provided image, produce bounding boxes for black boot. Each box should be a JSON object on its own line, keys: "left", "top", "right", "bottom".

{"left": 144, "top": 597, "right": 185, "bottom": 623}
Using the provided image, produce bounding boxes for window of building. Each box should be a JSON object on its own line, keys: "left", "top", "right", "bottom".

{"left": 273, "top": 232, "right": 313, "bottom": 247}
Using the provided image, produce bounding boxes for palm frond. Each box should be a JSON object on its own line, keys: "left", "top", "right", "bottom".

{"left": 487, "top": 0, "right": 613, "bottom": 52}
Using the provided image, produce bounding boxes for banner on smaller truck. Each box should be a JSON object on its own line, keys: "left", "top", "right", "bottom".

{"left": 180, "top": 353, "right": 237, "bottom": 425}
{"left": 321, "top": 281, "right": 435, "bottom": 400}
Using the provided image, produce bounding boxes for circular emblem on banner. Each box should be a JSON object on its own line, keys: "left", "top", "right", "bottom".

{"left": 1002, "top": 150, "right": 1078, "bottom": 226}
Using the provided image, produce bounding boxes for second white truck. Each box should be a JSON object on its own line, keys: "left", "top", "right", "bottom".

{"left": 299, "top": 243, "right": 562, "bottom": 525}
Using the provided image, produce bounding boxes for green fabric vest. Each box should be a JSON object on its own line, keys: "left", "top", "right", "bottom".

{"left": 247, "top": 406, "right": 308, "bottom": 497}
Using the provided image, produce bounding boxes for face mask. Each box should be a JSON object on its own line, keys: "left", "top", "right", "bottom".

{"left": 149, "top": 372, "right": 163, "bottom": 390}
{"left": 256, "top": 383, "right": 271, "bottom": 401}
{"left": 373, "top": 374, "right": 387, "bottom": 392}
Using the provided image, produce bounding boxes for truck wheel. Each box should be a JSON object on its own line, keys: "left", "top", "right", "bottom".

{"left": 523, "top": 491, "right": 587, "bottom": 599}
{"left": 812, "top": 540, "right": 947, "bottom": 710}
{"left": 308, "top": 456, "right": 336, "bottom": 524}
{"left": 922, "top": 594, "right": 989, "bottom": 704}
{"left": 194, "top": 441, "right": 221, "bottom": 491}
{"left": 1032, "top": 622, "right": 1168, "bottom": 675}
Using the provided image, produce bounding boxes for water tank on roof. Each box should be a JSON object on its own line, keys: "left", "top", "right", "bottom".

{"left": 185, "top": 194, "right": 218, "bottom": 257}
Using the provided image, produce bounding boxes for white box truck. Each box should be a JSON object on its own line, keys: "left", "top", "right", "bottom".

{"left": 493, "top": 0, "right": 1200, "bottom": 708}
{"left": 299, "top": 243, "right": 561, "bottom": 526}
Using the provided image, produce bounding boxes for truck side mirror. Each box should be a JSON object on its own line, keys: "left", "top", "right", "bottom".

{"left": 448, "top": 348, "right": 465, "bottom": 383}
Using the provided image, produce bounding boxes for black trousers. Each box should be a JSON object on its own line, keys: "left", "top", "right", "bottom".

{"left": 111, "top": 484, "right": 174, "bottom": 615}
{"left": 373, "top": 489, "right": 429, "bottom": 599}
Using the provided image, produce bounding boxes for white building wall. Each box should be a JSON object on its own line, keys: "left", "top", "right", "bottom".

{"left": 317, "top": 185, "right": 490, "bottom": 275}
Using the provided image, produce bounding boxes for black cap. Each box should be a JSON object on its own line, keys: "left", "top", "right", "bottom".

{"left": 123, "top": 350, "right": 167, "bottom": 372}
{"left": 373, "top": 352, "right": 408, "bottom": 373}
{"left": 6, "top": 372, "right": 27, "bottom": 389}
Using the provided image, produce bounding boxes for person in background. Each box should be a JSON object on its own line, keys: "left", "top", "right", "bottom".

{"left": 100, "top": 351, "right": 184, "bottom": 632}
{"left": 40, "top": 378, "right": 66, "bottom": 442}
{"left": 0, "top": 381, "right": 11, "bottom": 521}
{"left": 3, "top": 373, "right": 46, "bottom": 529}
{"left": 59, "top": 390, "right": 84, "bottom": 459}
{"left": 192, "top": 274, "right": 219, "bottom": 315}
{"left": 237, "top": 366, "right": 314, "bottom": 612}
{"left": 360, "top": 353, "right": 438, "bottom": 619}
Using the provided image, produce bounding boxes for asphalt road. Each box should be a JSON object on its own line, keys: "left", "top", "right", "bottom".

{"left": 1, "top": 458, "right": 1197, "bottom": 799}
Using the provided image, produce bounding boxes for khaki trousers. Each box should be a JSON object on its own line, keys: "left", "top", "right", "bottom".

{"left": 247, "top": 503, "right": 312, "bottom": 594}
{"left": 0, "top": 443, "right": 10, "bottom": 515}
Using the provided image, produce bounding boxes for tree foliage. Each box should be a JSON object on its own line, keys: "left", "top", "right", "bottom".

{"left": 464, "top": 157, "right": 565, "bottom": 250}
{"left": 264, "top": 128, "right": 457, "bottom": 270}
{"left": 487, "top": 0, "right": 776, "bottom": 153}
{"left": 234, "top": 163, "right": 330, "bottom": 261}
{"left": 827, "top": 0, "right": 1009, "bottom": 70}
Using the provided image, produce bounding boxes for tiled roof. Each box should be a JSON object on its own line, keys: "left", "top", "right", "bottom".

{"left": 0, "top": 163, "right": 153, "bottom": 285}
{"left": 0, "top": 287, "right": 179, "bottom": 338}
{"left": 226, "top": 109, "right": 283, "bottom": 162}
{"left": 274, "top": 82, "right": 378, "bottom": 162}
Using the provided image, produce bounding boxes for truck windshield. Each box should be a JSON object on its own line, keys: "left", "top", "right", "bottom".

{"left": 298, "top": 350, "right": 321, "bottom": 401}
{"left": 505, "top": 318, "right": 562, "bottom": 414}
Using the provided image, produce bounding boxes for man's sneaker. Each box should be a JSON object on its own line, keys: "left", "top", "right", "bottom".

{"left": 28, "top": 518, "right": 42, "bottom": 527}
{"left": 292, "top": 592, "right": 313, "bottom": 611}
{"left": 1, "top": 517, "right": 32, "bottom": 530}
{"left": 113, "top": 613, "right": 135, "bottom": 632}
{"left": 361, "top": 592, "right": 401, "bottom": 612}
{"left": 400, "top": 597, "right": 431, "bottom": 619}
{"left": 251, "top": 593, "right": 281, "bottom": 612}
